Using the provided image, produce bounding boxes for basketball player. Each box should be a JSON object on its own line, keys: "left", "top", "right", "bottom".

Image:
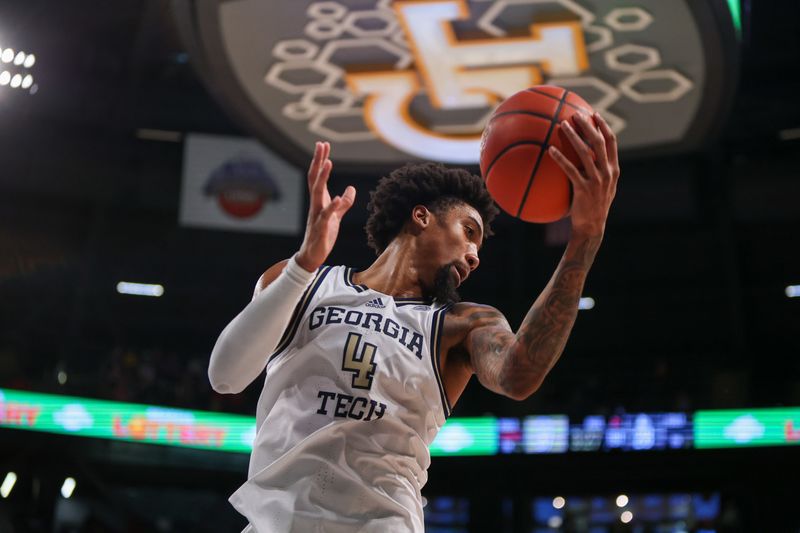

{"left": 209, "top": 112, "right": 619, "bottom": 532}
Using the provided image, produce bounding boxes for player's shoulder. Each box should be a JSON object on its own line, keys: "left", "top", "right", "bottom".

{"left": 252, "top": 259, "right": 344, "bottom": 299}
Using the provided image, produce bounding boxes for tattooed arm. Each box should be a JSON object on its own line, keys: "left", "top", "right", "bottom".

{"left": 460, "top": 111, "right": 619, "bottom": 400}
{"left": 462, "top": 233, "right": 602, "bottom": 400}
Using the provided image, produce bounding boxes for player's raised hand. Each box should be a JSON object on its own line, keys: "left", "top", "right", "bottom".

{"left": 548, "top": 112, "right": 620, "bottom": 236}
{"left": 296, "top": 141, "right": 356, "bottom": 272}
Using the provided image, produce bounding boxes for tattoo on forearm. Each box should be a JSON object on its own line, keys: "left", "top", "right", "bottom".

{"left": 504, "top": 235, "right": 603, "bottom": 396}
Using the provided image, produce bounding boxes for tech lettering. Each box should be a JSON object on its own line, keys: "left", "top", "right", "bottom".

{"left": 317, "top": 390, "right": 386, "bottom": 421}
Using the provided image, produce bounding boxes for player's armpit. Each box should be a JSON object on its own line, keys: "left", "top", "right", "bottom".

{"left": 460, "top": 304, "right": 519, "bottom": 399}
{"left": 253, "top": 259, "right": 290, "bottom": 300}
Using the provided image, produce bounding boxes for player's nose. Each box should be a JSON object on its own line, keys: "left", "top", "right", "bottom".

{"left": 465, "top": 252, "right": 479, "bottom": 271}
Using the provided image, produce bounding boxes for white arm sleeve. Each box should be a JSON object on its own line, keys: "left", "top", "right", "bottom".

{"left": 208, "top": 255, "right": 317, "bottom": 394}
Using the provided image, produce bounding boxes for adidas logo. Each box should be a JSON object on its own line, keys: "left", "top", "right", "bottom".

{"left": 365, "top": 297, "right": 386, "bottom": 309}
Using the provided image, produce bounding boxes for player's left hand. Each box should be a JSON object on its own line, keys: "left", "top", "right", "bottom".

{"left": 548, "top": 112, "right": 620, "bottom": 237}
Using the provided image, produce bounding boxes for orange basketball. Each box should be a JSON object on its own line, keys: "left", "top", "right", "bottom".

{"left": 479, "top": 86, "right": 595, "bottom": 223}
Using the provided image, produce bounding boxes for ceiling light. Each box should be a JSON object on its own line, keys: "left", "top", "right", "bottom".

{"left": 1, "top": 49, "right": 13, "bottom": 63}
{"left": 579, "top": 297, "right": 595, "bottom": 310}
{"left": 61, "top": 477, "right": 76, "bottom": 498}
{"left": 13, "top": 51, "right": 25, "bottom": 65}
{"left": 1, "top": 472, "right": 17, "bottom": 498}
{"left": 21, "top": 75, "right": 32, "bottom": 89}
{"left": 23, "top": 54, "right": 35, "bottom": 68}
{"left": 10, "top": 74, "right": 21, "bottom": 88}
{"left": 0, "top": 71, "right": 9, "bottom": 85}
{"left": 117, "top": 282, "right": 165, "bottom": 297}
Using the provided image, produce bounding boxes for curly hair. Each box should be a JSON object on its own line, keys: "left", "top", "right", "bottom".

{"left": 365, "top": 162, "right": 499, "bottom": 255}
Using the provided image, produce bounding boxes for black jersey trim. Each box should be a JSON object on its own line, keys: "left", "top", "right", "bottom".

{"left": 394, "top": 301, "right": 433, "bottom": 308}
{"left": 344, "top": 268, "right": 368, "bottom": 293}
{"left": 267, "top": 265, "right": 333, "bottom": 366}
{"left": 395, "top": 296, "right": 434, "bottom": 307}
{"left": 429, "top": 304, "right": 453, "bottom": 419}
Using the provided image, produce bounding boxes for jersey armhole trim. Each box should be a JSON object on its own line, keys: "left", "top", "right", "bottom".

{"left": 344, "top": 267, "right": 368, "bottom": 293}
{"left": 267, "top": 265, "right": 333, "bottom": 366}
{"left": 429, "top": 304, "right": 453, "bottom": 418}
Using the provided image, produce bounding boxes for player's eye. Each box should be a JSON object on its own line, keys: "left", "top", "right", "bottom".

{"left": 465, "top": 225, "right": 474, "bottom": 237}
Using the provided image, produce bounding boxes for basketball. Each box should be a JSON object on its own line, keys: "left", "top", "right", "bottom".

{"left": 479, "top": 86, "right": 595, "bottom": 223}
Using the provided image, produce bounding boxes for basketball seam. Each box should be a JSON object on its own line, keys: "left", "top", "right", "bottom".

{"left": 488, "top": 110, "right": 555, "bottom": 124}
{"left": 525, "top": 88, "right": 563, "bottom": 100}
{"left": 526, "top": 88, "right": 584, "bottom": 112}
{"left": 484, "top": 141, "right": 544, "bottom": 178}
{"left": 515, "top": 90, "right": 569, "bottom": 219}
{"left": 526, "top": 88, "right": 561, "bottom": 100}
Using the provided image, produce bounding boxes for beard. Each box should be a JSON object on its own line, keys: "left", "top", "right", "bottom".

{"left": 422, "top": 262, "right": 461, "bottom": 305}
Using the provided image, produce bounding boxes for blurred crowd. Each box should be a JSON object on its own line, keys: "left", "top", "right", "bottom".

{"left": 0, "top": 344, "right": 257, "bottom": 415}
{"left": 0, "top": 342, "right": 729, "bottom": 418}
{"left": 97, "top": 345, "right": 261, "bottom": 414}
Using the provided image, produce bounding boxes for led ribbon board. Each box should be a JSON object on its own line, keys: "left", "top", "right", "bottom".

{"left": 694, "top": 408, "right": 800, "bottom": 449}
{"left": 173, "top": 0, "right": 738, "bottom": 166}
{"left": 0, "top": 387, "right": 256, "bottom": 453}
{"left": 4, "top": 388, "right": 799, "bottom": 454}
{"left": 0, "top": 388, "right": 496, "bottom": 456}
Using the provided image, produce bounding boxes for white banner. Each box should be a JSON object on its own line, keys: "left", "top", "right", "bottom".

{"left": 179, "top": 133, "right": 302, "bottom": 235}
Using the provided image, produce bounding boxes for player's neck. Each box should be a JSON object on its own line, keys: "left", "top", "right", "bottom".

{"left": 352, "top": 237, "right": 424, "bottom": 299}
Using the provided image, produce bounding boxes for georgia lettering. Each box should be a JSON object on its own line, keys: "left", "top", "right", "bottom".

{"left": 308, "top": 305, "right": 424, "bottom": 358}
{"left": 317, "top": 390, "right": 386, "bottom": 422}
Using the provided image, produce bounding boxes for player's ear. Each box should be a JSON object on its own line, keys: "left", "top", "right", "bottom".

{"left": 410, "top": 205, "right": 431, "bottom": 230}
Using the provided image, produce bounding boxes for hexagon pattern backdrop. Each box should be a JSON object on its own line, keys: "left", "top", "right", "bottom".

{"left": 176, "top": 0, "right": 736, "bottom": 165}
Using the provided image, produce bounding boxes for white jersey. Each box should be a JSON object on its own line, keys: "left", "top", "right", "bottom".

{"left": 229, "top": 265, "right": 453, "bottom": 533}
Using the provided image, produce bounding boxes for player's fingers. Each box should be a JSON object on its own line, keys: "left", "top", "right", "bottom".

{"left": 548, "top": 145, "right": 585, "bottom": 187}
{"left": 334, "top": 186, "right": 356, "bottom": 217}
{"left": 560, "top": 120, "right": 597, "bottom": 180}
{"left": 594, "top": 112, "right": 619, "bottom": 173}
{"left": 319, "top": 158, "right": 332, "bottom": 182}
{"left": 312, "top": 142, "right": 333, "bottom": 204}
{"left": 574, "top": 113, "right": 609, "bottom": 173}
{"left": 311, "top": 159, "right": 332, "bottom": 212}
{"left": 307, "top": 142, "right": 322, "bottom": 188}
{"left": 320, "top": 195, "right": 342, "bottom": 221}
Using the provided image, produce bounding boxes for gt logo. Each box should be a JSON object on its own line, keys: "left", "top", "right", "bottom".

{"left": 341, "top": 332, "right": 378, "bottom": 390}
{"left": 346, "top": 0, "right": 588, "bottom": 162}
{"left": 181, "top": 0, "right": 734, "bottom": 164}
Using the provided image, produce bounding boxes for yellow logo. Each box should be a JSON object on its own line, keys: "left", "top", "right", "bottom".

{"left": 345, "top": 0, "right": 588, "bottom": 162}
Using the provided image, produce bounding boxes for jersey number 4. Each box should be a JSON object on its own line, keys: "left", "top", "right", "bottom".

{"left": 342, "top": 332, "right": 377, "bottom": 390}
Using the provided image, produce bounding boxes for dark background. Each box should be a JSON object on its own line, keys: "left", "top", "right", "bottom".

{"left": 0, "top": 0, "right": 799, "bottom": 532}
